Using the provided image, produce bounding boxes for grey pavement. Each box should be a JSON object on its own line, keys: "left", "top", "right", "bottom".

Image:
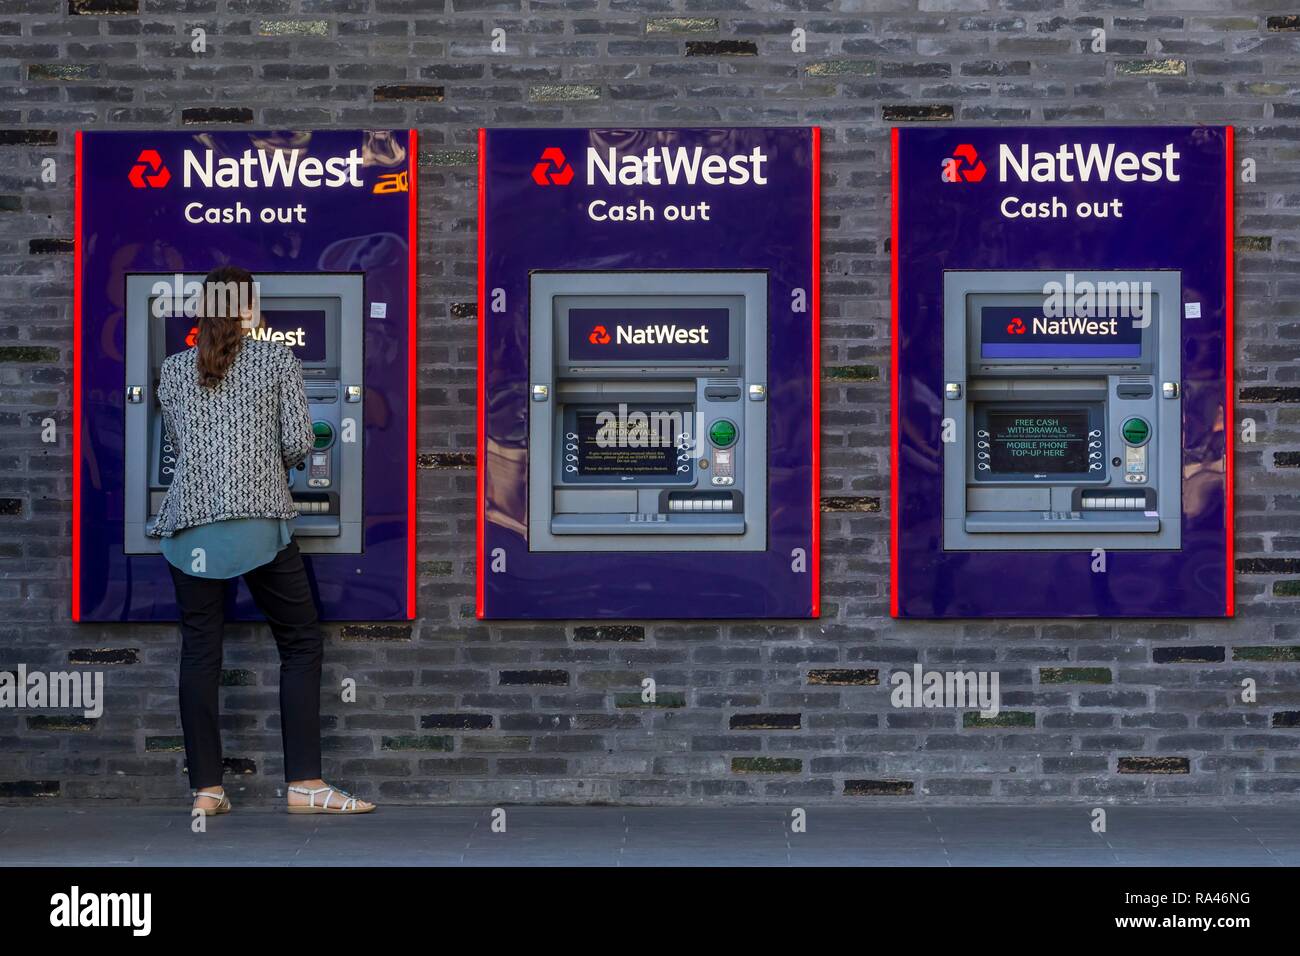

{"left": 2, "top": 805, "right": 1297, "bottom": 866}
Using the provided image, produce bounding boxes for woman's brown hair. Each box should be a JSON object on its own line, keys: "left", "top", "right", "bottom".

{"left": 195, "top": 266, "right": 255, "bottom": 388}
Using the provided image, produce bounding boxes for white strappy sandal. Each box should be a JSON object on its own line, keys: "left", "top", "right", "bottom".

{"left": 286, "top": 784, "right": 375, "bottom": 815}
{"left": 192, "top": 788, "right": 231, "bottom": 816}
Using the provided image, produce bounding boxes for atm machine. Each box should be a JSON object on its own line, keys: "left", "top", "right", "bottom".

{"left": 943, "top": 270, "right": 1181, "bottom": 551}
{"left": 75, "top": 127, "right": 416, "bottom": 623}
{"left": 123, "top": 273, "right": 364, "bottom": 554}
{"left": 478, "top": 126, "right": 818, "bottom": 620}
{"left": 892, "top": 125, "right": 1232, "bottom": 619}
{"left": 528, "top": 272, "right": 767, "bottom": 552}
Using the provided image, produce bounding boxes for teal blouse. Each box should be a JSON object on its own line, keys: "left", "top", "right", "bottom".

{"left": 161, "top": 518, "right": 292, "bottom": 580}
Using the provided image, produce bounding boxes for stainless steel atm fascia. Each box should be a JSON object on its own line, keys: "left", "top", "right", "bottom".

{"left": 942, "top": 269, "right": 1182, "bottom": 552}
{"left": 123, "top": 273, "right": 364, "bottom": 555}
{"left": 528, "top": 271, "right": 768, "bottom": 553}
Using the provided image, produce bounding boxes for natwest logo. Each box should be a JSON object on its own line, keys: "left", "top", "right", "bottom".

{"left": 616, "top": 323, "right": 711, "bottom": 346}
{"left": 588, "top": 324, "right": 611, "bottom": 344}
{"left": 943, "top": 144, "right": 986, "bottom": 183}
{"left": 1033, "top": 315, "right": 1119, "bottom": 336}
{"left": 587, "top": 145, "right": 768, "bottom": 187}
{"left": 183, "top": 148, "right": 365, "bottom": 189}
{"left": 128, "top": 149, "right": 171, "bottom": 189}
{"left": 248, "top": 323, "right": 307, "bottom": 347}
{"left": 532, "top": 147, "right": 574, "bottom": 186}
{"left": 946, "top": 141, "right": 1182, "bottom": 185}
{"left": 181, "top": 323, "right": 307, "bottom": 348}
{"left": 527, "top": 147, "right": 574, "bottom": 187}
{"left": 1000, "top": 142, "right": 1180, "bottom": 183}
{"left": 1006, "top": 316, "right": 1026, "bottom": 335}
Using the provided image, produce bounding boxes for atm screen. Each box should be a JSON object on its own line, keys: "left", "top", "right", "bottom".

{"left": 568, "top": 308, "right": 730, "bottom": 362}
{"left": 986, "top": 409, "right": 1090, "bottom": 475}
{"left": 575, "top": 409, "right": 678, "bottom": 477}
{"left": 980, "top": 306, "right": 1142, "bottom": 359}
{"left": 259, "top": 309, "right": 328, "bottom": 363}
{"left": 161, "top": 308, "right": 328, "bottom": 363}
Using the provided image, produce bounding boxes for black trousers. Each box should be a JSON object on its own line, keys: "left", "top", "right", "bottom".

{"left": 168, "top": 540, "right": 324, "bottom": 789}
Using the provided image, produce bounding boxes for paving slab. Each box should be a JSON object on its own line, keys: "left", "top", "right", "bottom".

{"left": 0, "top": 805, "right": 1293, "bottom": 866}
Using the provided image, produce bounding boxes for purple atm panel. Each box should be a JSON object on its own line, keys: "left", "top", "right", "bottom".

{"left": 477, "top": 128, "right": 821, "bottom": 620}
{"left": 74, "top": 129, "right": 418, "bottom": 622}
{"left": 891, "top": 126, "right": 1234, "bottom": 619}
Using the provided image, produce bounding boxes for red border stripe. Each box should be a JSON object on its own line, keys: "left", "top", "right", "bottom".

{"left": 889, "top": 127, "right": 900, "bottom": 618}
{"left": 810, "top": 127, "right": 821, "bottom": 618}
{"left": 1224, "top": 126, "right": 1235, "bottom": 617}
{"left": 72, "top": 131, "right": 83, "bottom": 622}
{"left": 475, "top": 128, "right": 487, "bottom": 619}
{"left": 406, "top": 129, "right": 419, "bottom": 620}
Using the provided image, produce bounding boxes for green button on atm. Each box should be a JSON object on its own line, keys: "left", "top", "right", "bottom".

{"left": 312, "top": 420, "right": 335, "bottom": 449}
{"left": 1122, "top": 417, "right": 1150, "bottom": 446}
{"left": 709, "top": 418, "right": 738, "bottom": 448}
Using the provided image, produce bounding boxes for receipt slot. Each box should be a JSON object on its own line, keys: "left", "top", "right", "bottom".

{"left": 478, "top": 127, "right": 819, "bottom": 619}
{"left": 529, "top": 272, "right": 767, "bottom": 552}
{"left": 123, "top": 273, "right": 364, "bottom": 554}
{"left": 943, "top": 270, "right": 1181, "bottom": 550}
{"left": 892, "top": 126, "right": 1233, "bottom": 618}
{"left": 74, "top": 129, "right": 417, "bottom": 622}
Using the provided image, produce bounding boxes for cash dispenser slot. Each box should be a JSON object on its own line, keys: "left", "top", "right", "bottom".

{"left": 967, "top": 378, "right": 1107, "bottom": 403}
{"left": 556, "top": 380, "right": 695, "bottom": 403}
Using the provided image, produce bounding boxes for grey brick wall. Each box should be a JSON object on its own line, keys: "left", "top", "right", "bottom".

{"left": 1, "top": 1, "right": 1298, "bottom": 805}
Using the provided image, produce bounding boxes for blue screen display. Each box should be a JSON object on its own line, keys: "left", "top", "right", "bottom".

{"left": 980, "top": 306, "right": 1143, "bottom": 359}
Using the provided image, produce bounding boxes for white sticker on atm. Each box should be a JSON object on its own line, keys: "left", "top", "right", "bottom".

{"left": 370, "top": 302, "right": 387, "bottom": 319}
{"left": 1183, "top": 302, "right": 1201, "bottom": 319}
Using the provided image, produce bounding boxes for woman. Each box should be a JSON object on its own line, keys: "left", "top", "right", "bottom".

{"left": 151, "top": 266, "right": 374, "bottom": 817}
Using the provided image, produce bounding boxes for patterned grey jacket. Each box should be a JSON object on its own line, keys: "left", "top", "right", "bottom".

{"left": 149, "top": 338, "right": 313, "bottom": 537}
